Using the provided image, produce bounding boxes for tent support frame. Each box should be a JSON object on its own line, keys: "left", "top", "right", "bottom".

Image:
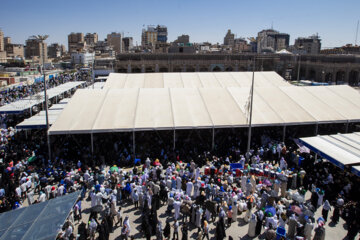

{"left": 91, "top": 133, "right": 94, "bottom": 156}
{"left": 132, "top": 131, "right": 136, "bottom": 155}
{"left": 282, "top": 125, "right": 286, "bottom": 143}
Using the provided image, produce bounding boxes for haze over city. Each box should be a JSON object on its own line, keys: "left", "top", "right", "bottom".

{"left": 1, "top": 0, "right": 359, "bottom": 48}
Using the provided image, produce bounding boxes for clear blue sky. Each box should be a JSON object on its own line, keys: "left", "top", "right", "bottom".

{"left": 1, "top": 0, "right": 359, "bottom": 49}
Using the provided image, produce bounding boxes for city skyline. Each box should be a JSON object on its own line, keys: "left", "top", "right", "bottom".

{"left": 0, "top": 0, "right": 359, "bottom": 48}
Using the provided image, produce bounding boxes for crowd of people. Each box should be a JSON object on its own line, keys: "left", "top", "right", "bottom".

{"left": 0, "top": 70, "right": 359, "bottom": 239}
{"left": 1, "top": 126, "right": 359, "bottom": 239}
{"left": 0, "top": 72, "right": 79, "bottom": 106}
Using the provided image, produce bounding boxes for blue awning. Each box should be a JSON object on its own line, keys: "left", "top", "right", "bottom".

{"left": 0, "top": 191, "right": 79, "bottom": 240}
{"left": 299, "top": 132, "right": 360, "bottom": 171}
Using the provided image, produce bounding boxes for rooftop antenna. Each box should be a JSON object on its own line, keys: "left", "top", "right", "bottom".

{"left": 355, "top": 20, "right": 359, "bottom": 46}
{"left": 271, "top": 21, "right": 273, "bottom": 30}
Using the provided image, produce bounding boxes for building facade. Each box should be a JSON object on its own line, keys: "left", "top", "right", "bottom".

{"left": 174, "top": 35, "right": 190, "bottom": 45}
{"left": 25, "top": 37, "right": 48, "bottom": 62}
{"left": 122, "top": 37, "right": 133, "bottom": 52}
{"left": 257, "top": 29, "right": 290, "bottom": 53}
{"left": 0, "top": 30, "right": 4, "bottom": 52}
{"left": 71, "top": 52, "right": 95, "bottom": 65}
{"left": 84, "top": 33, "right": 98, "bottom": 46}
{"left": 224, "top": 29, "right": 235, "bottom": 46}
{"left": 141, "top": 26, "right": 158, "bottom": 49}
{"left": 68, "top": 32, "right": 85, "bottom": 53}
{"left": 294, "top": 35, "right": 321, "bottom": 54}
{"left": 107, "top": 32, "right": 122, "bottom": 55}
{"left": 156, "top": 25, "right": 168, "bottom": 43}
{"left": 48, "top": 43, "right": 65, "bottom": 58}
{"left": 5, "top": 44, "right": 24, "bottom": 58}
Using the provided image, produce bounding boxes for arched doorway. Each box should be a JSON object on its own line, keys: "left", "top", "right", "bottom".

{"left": 212, "top": 66, "right": 222, "bottom": 72}
{"left": 117, "top": 68, "right": 127, "bottom": 73}
{"left": 199, "top": 66, "right": 208, "bottom": 72}
{"left": 325, "top": 73, "right": 333, "bottom": 83}
{"left": 309, "top": 69, "right": 316, "bottom": 80}
{"left": 186, "top": 66, "right": 195, "bottom": 72}
{"left": 336, "top": 71, "right": 346, "bottom": 84}
{"left": 173, "top": 66, "right": 182, "bottom": 72}
{"left": 132, "top": 67, "right": 141, "bottom": 73}
{"left": 145, "top": 67, "right": 154, "bottom": 73}
{"left": 349, "top": 70, "right": 359, "bottom": 86}
{"left": 225, "top": 66, "right": 233, "bottom": 71}
{"left": 159, "top": 66, "right": 168, "bottom": 72}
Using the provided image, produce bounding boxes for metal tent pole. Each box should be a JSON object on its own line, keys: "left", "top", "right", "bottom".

{"left": 173, "top": 129, "right": 176, "bottom": 150}
{"left": 212, "top": 128, "right": 215, "bottom": 150}
{"left": 282, "top": 125, "right": 286, "bottom": 143}
{"left": 247, "top": 56, "right": 255, "bottom": 153}
{"left": 132, "top": 131, "right": 136, "bottom": 155}
{"left": 91, "top": 133, "right": 94, "bottom": 156}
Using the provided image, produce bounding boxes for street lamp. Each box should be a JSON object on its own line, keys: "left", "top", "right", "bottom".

{"left": 32, "top": 35, "right": 51, "bottom": 162}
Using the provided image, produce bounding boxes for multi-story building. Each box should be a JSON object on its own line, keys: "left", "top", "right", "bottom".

{"left": 25, "top": 36, "right": 47, "bottom": 62}
{"left": 48, "top": 43, "right": 65, "bottom": 58}
{"left": 294, "top": 34, "right": 321, "bottom": 54}
{"left": 4, "top": 37, "right": 11, "bottom": 48}
{"left": 233, "top": 38, "right": 251, "bottom": 53}
{"left": 141, "top": 26, "right": 158, "bottom": 48}
{"left": 173, "top": 35, "right": 190, "bottom": 45}
{"left": 84, "top": 33, "right": 98, "bottom": 46}
{"left": 156, "top": 25, "right": 168, "bottom": 43}
{"left": 68, "top": 32, "right": 85, "bottom": 53}
{"left": 107, "top": 32, "right": 122, "bottom": 55}
{"left": 0, "top": 30, "right": 4, "bottom": 52}
{"left": 71, "top": 52, "right": 95, "bottom": 65}
{"left": 224, "top": 29, "right": 235, "bottom": 46}
{"left": 257, "top": 29, "right": 290, "bottom": 53}
{"left": 94, "top": 41, "right": 116, "bottom": 57}
{"left": 122, "top": 37, "right": 133, "bottom": 52}
{"left": 5, "top": 44, "right": 24, "bottom": 58}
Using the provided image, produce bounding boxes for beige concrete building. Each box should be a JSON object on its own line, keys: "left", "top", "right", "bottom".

{"left": 0, "top": 30, "right": 4, "bottom": 52}
{"left": 141, "top": 26, "right": 157, "bottom": 48}
{"left": 5, "top": 44, "right": 24, "bottom": 58}
{"left": 48, "top": 43, "right": 65, "bottom": 58}
{"left": 107, "top": 32, "right": 122, "bottom": 55}
{"left": 84, "top": 33, "right": 98, "bottom": 46}
{"left": 25, "top": 37, "right": 47, "bottom": 62}
{"left": 4, "top": 37, "right": 11, "bottom": 48}
{"left": 224, "top": 29, "right": 235, "bottom": 46}
{"left": 68, "top": 32, "right": 85, "bottom": 53}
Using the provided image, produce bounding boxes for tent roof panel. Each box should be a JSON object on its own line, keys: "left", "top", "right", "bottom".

{"left": 144, "top": 73, "right": 164, "bottom": 88}
{"left": 49, "top": 90, "right": 106, "bottom": 134}
{"left": 199, "top": 88, "right": 247, "bottom": 127}
{"left": 163, "top": 73, "right": 183, "bottom": 88}
{"left": 213, "top": 72, "right": 240, "bottom": 87}
{"left": 92, "top": 89, "right": 139, "bottom": 132}
{"left": 255, "top": 87, "right": 316, "bottom": 124}
{"left": 227, "top": 87, "right": 284, "bottom": 126}
{"left": 198, "top": 73, "right": 222, "bottom": 88}
{"left": 180, "top": 73, "right": 203, "bottom": 88}
{"left": 279, "top": 86, "right": 346, "bottom": 122}
{"left": 304, "top": 86, "right": 360, "bottom": 120}
{"left": 123, "top": 74, "right": 144, "bottom": 88}
{"left": 170, "top": 88, "right": 213, "bottom": 128}
{"left": 134, "top": 88, "right": 174, "bottom": 130}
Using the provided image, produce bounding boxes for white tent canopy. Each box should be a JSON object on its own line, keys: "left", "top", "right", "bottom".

{"left": 49, "top": 85, "right": 360, "bottom": 135}
{"left": 0, "top": 82, "right": 85, "bottom": 114}
{"left": 103, "top": 72, "right": 290, "bottom": 89}
{"left": 16, "top": 101, "right": 69, "bottom": 129}
{"left": 299, "top": 132, "right": 360, "bottom": 169}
